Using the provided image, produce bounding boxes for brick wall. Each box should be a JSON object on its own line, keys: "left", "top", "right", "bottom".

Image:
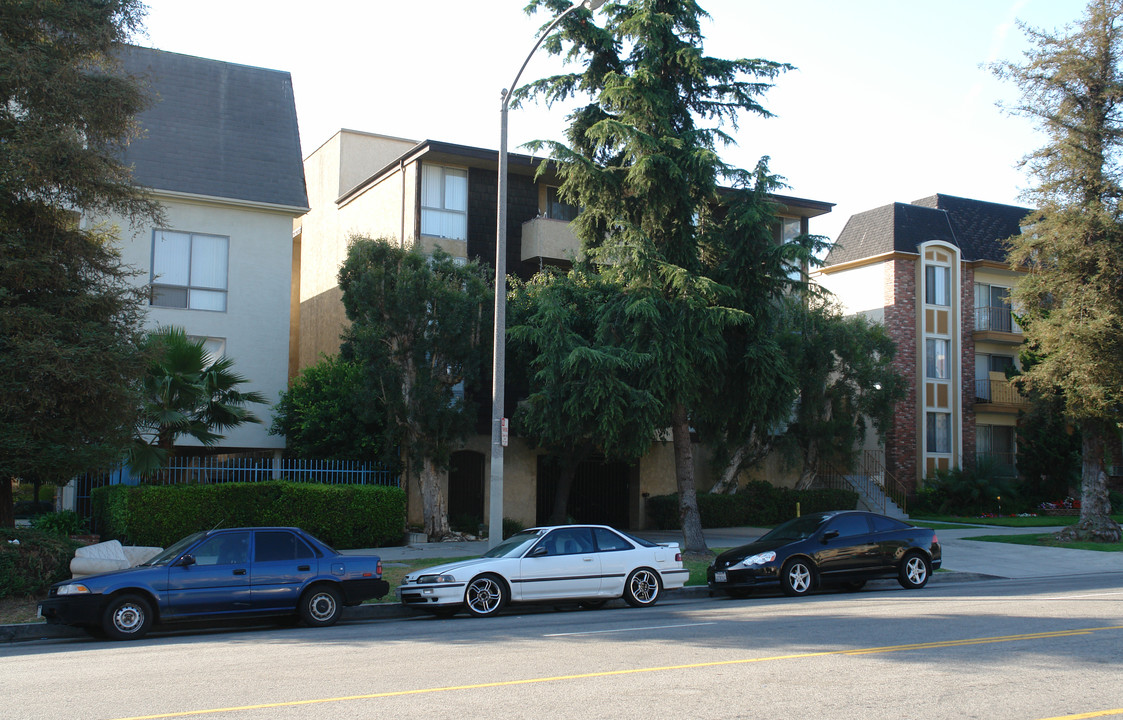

{"left": 961, "top": 265, "right": 977, "bottom": 470}
{"left": 883, "top": 258, "right": 919, "bottom": 492}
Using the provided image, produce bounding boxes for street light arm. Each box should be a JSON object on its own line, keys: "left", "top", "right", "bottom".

{"left": 488, "top": 0, "right": 604, "bottom": 549}
{"left": 501, "top": 0, "right": 605, "bottom": 110}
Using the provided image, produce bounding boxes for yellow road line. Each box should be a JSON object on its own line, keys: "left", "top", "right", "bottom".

{"left": 108, "top": 624, "right": 1123, "bottom": 720}
{"left": 1037, "top": 710, "right": 1123, "bottom": 720}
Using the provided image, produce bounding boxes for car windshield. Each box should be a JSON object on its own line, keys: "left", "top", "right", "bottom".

{"left": 482, "top": 529, "right": 545, "bottom": 558}
{"left": 139, "top": 531, "right": 206, "bottom": 566}
{"left": 759, "top": 515, "right": 828, "bottom": 543}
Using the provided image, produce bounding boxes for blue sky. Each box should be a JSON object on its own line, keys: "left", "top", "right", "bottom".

{"left": 141, "top": 0, "right": 1090, "bottom": 242}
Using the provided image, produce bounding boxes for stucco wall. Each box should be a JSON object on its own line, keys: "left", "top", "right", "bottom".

{"left": 99, "top": 194, "right": 296, "bottom": 450}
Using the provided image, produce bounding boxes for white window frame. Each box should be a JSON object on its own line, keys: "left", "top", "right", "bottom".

{"left": 421, "top": 164, "right": 468, "bottom": 241}
{"left": 150, "top": 229, "right": 229, "bottom": 312}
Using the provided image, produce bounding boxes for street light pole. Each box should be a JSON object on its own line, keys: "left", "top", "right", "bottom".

{"left": 488, "top": 0, "right": 605, "bottom": 548}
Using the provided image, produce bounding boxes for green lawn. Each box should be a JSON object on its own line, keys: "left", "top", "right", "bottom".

{"left": 963, "top": 533, "right": 1123, "bottom": 552}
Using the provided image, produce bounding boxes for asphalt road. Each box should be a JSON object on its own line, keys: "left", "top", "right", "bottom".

{"left": 3, "top": 574, "right": 1122, "bottom": 720}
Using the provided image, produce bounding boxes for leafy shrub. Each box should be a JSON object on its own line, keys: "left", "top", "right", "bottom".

{"left": 503, "top": 517, "right": 525, "bottom": 539}
{"left": 645, "top": 481, "right": 858, "bottom": 530}
{"left": 91, "top": 481, "right": 406, "bottom": 549}
{"left": 31, "top": 510, "right": 87, "bottom": 536}
{"left": 913, "top": 459, "right": 1021, "bottom": 516}
{"left": 13, "top": 500, "right": 53, "bottom": 518}
{"left": 0, "top": 529, "right": 81, "bottom": 600}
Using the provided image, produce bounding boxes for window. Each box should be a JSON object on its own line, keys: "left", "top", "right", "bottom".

{"left": 825, "top": 514, "right": 871, "bottom": 538}
{"left": 925, "top": 265, "right": 950, "bottom": 306}
{"left": 541, "top": 527, "right": 594, "bottom": 555}
{"left": 593, "top": 528, "right": 633, "bottom": 552}
{"left": 974, "top": 283, "right": 1017, "bottom": 332}
{"left": 546, "top": 186, "right": 578, "bottom": 222}
{"left": 776, "top": 217, "right": 803, "bottom": 282}
{"left": 191, "top": 532, "right": 249, "bottom": 566}
{"left": 254, "top": 531, "right": 314, "bottom": 563}
{"left": 926, "top": 339, "right": 949, "bottom": 379}
{"left": 926, "top": 412, "right": 951, "bottom": 454}
{"left": 187, "top": 336, "right": 226, "bottom": 366}
{"left": 421, "top": 164, "right": 468, "bottom": 240}
{"left": 151, "top": 230, "right": 229, "bottom": 311}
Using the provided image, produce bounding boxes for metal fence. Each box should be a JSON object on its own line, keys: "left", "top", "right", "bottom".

{"left": 142, "top": 457, "right": 398, "bottom": 486}
{"left": 73, "top": 457, "right": 399, "bottom": 527}
{"left": 816, "top": 450, "right": 909, "bottom": 515}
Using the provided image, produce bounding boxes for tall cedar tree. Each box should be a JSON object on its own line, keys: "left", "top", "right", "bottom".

{"left": 508, "top": 268, "right": 660, "bottom": 524}
{"left": 517, "top": 0, "right": 793, "bottom": 551}
{"left": 994, "top": 0, "right": 1123, "bottom": 542}
{"left": 339, "top": 239, "right": 492, "bottom": 539}
{"left": 0, "top": 0, "right": 160, "bottom": 526}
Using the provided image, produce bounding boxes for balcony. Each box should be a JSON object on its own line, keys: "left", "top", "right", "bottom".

{"left": 974, "top": 305, "right": 1022, "bottom": 343}
{"left": 521, "top": 217, "right": 580, "bottom": 265}
{"left": 974, "top": 377, "right": 1030, "bottom": 412}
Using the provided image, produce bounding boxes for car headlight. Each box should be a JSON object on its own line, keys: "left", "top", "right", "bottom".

{"left": 56, "top": 584, "right": 91, "bottom": 595}
{"left": 416, "top": 573, "right": 457, "bottom": 584}
{"left": 734, "top": 551, "right": 776, "bottom": 569}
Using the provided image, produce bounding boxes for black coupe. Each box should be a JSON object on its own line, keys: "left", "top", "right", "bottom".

{"left": 708, "top": 510, "right": 941, "bottom": 598}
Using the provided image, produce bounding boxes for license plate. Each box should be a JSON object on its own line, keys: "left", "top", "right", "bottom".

{"left": 714, "top": 571, "right": 727, "bottom": 583}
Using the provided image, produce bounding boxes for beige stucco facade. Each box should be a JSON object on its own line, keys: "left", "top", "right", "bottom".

{"left": 95, "top": 190, "right": 305, "bottom": 451}
{"left": 296, "top": 129, "right": 831, "bottom": 529}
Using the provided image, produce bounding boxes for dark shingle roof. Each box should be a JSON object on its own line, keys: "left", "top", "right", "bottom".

{"left": 118, "top": 46, "right": 308, "bottom": 210}
{"left": 823, "top": 194, "right": 1032, "bottom": 267}
{"left": 911, "top": 194, "right": 1031, "bottom": 263}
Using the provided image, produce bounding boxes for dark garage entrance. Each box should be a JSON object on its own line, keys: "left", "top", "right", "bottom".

{"left": 449, "top": 450, "right": 485, "bottom": 533}
{"left": 535, "top": 456, "right": 632, "bottom": 528}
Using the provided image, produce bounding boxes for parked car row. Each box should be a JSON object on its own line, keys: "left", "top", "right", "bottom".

{"left": 38, "top": 511, "right": 940, "bottom": 640}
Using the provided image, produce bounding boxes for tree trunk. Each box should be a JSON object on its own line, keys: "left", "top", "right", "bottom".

{"left": 0, "top": 477, "right": 13, "bottom": 528}
{"left": 1056, "top": 420, "right": 1122, "bottom": 543}
{"left": 671, "top": 403, "right": 708, "bottom": 554}
{"left": 710, "top": 444, "right": 747, "bottom": 495}
{"left": 419, "top": 457, "right": 450, "bottom": 540}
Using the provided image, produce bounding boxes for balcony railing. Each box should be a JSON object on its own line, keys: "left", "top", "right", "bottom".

{"left": 975, "top": 305, "right": 1020, "bottom": 334}
{"left": 974, "top": 378, "right": 1030, "bottom": 407}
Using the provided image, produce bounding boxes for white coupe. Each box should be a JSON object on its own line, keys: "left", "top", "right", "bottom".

{"left": 397, "top": 525, "right": 688, "bottom": 617}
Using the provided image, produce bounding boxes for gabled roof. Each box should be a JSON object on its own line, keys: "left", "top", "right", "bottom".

{"left": 823, "top": 193, "right": 1032, "bottom": 267}
{"left": 118, "top": 46, "right": 309, "bottom": 211}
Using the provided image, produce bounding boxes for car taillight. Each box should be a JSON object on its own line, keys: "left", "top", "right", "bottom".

{"left": 675, "top": 552, "right": 682, "bottom": 562}
{"left": 377, "top": 561, "right": 383, "bottom": 576}
{"left": 932, "top": 533, "right": 939, "bottom": 545}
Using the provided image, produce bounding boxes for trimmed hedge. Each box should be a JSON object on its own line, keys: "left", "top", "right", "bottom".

{"left": 0, "top": 528, "right": 82, "bottom": 600}
{"left": 91, "top": 480, "right": 406, "bottom": 550}
{"left": 645, "top": 481, "right": 859, "bottom": 530}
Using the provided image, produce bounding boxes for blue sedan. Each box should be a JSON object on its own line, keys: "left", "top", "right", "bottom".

{"left": 38, "top": 527, "right": 389, "bottom": 640}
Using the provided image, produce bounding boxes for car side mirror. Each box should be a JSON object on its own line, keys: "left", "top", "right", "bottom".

{"left": 821, "top": 530, "right": 839, "bottom": 543}
{"left": 529, "top": 546, "right": 548, "bottom": 558}
{"left": 177, "top": 554, "right": 196, "bottom": 567}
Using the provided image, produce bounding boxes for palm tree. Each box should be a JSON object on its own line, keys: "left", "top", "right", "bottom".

{"left": 129, "top": 327, "right": 267, "bottom": 476}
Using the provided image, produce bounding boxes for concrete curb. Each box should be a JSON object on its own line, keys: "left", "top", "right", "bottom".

{"left": 0, "top": 570, "right": 1002, "bottom": 644}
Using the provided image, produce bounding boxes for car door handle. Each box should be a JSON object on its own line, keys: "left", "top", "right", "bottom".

{"left": 583, "top": 557, "right": 594, "bottom": 562}
{"left": 233, "top": 568, "right": 246, "bottom": 576}
{"left": 298, "top": 565, "right": 310, "bottom": 571}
